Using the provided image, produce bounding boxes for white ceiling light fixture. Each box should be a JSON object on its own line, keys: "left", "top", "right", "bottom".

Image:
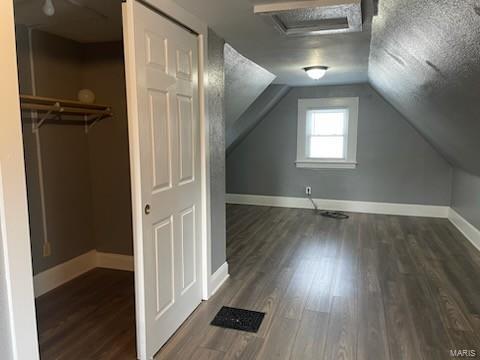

{"left": 38, "top": 0, "right": 107, "bottom": 19}
{"left": 42, "top": 0, "right": 55, "bottom": 16}
{"left": 304, "top": 66, "right": 328, "bottom": 80}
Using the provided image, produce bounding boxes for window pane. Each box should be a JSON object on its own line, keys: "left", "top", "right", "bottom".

{"left": 309, "top": 110, "right": 346, "bottom": 135}
{"left": 309, "top": 136, "right": 344, "bottom": 159}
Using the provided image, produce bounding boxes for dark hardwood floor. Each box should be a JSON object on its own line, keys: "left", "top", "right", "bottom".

{"left": 36, "top": 268, "right": 136, "bottom": 360}
{"left": 36, "top": 205, "right": 480, "bottom": 359}
{"left": 156, "top": 205, "right": 480, "bottom": 360}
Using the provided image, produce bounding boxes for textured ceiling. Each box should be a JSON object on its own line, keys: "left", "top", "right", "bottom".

{"left": 15, "top": 0, "right": 480, "bottom": 176}
{"left": 226, "top": 84, "right": 291, "bottom": 153}
{"left": 15, "top": 0, "right": 374, "bottom": 84}
{"left": 369, "top": 0, "right": 480, "bottom": 175}
{"left": 13, "top": 0, "right": 122, "bottom": 43}
{"left": 174, "top": 0, "right": 375, "bottom": 86}
{"left": 224, "top": 43, "right": 276, "bottom": 128}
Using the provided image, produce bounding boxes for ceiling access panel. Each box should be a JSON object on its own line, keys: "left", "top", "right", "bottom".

{"left": 254, "top": 0, "right": 362, "bottom": 36}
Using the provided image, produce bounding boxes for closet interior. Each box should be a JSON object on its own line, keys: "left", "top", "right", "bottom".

{"left": 14, "top": 1, "right": 136, "bottom": 358}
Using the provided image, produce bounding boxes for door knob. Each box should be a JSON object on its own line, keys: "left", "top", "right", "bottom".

{"left": 144, "top": 204, "right": 151, "bottom": 215}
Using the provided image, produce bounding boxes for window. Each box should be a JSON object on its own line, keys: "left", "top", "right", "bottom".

{"left": 307, "top": 109, "right": 347, "bottom": 159}
{"left": 296, "top": 97, "right": 359, "bottom": 169}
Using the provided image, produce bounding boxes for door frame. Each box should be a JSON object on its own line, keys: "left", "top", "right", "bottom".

{"left": 0, "top": 0, "right": 212, "bottom": 359}
{"left": 0, "top": 1, "right": 40, "bottom": 359}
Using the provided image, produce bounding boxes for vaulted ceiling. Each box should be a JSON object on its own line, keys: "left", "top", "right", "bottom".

{"left": 224, "top": 43, "right": 276, "bottom": 128}
{"left": 14, "top": 0, "right": 480, "bottom": 175}
{"left": 178, "top": 0, "right": 480, "bottom": 175}
{"left": 369, "top": 0, "right": 480, "bottom": 176}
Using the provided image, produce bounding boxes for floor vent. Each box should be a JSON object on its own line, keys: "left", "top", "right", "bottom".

{"left": 254, "top": 0, "right": 362, "bottom": 36}
{"left": 210, "top": 306, "right": 265, "bottom": 333}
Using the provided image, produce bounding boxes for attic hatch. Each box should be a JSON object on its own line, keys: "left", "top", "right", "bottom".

{"left": 254, "top": 0, "right": 362, "bottom": 36}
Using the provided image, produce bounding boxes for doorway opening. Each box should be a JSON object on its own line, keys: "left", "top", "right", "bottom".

{"left": 12, "top": 0, "right": 210, "bottom": 358}
{"left": 14, "top": 1, "right": 136, "bottom": 358}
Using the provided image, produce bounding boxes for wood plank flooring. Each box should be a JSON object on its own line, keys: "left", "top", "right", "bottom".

{"left": 36, "top": 268, "right": 136, "bottom": 359}
{"left": 36, "top": 205, "right": 480, "bottom": 359}
{"left": 156, "top": 205, "right": 480, "bottom": 360}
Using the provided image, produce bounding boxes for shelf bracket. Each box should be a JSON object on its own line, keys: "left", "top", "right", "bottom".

{"left": 85, "top": 109, "right": 110, "bottom": 134}
{"left": 34, "top": 102, "right": 62, "bottom": 132}
{"left": 84, "top": 114, "right": 101, "bottom": 134}
{"left": 87, "top": 116, "right": 100, "bottom": 133}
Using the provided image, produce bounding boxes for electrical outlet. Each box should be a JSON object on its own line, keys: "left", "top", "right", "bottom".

{"left": 305, "top": 186, "right": 312, "bottom": 196}
{"left": 43, "top": 242, "right": 51, "bottom": 257}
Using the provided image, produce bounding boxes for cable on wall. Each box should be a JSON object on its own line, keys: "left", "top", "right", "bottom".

{"left": 307, "top": 193, "right": 350, "bottom": 220}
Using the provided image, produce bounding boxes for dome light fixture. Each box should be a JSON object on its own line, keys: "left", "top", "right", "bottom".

{"left": 42, "top": 0, "right": 55, "bottom": 16}
{"left": 303, "top": 66, "right": 328, "bottom": 80}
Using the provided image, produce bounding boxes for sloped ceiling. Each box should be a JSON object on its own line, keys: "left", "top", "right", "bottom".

{"left": 226, "top": 84, "right": 290, "bottom": 153}
{"left": 369, "top": 0, "right": 480, "bottom": 175}
{"left": 224, "top": 43, "right": 276, "bottom": 128}
{"left": 16, "top": 0, "right": 480, "bottom": 175}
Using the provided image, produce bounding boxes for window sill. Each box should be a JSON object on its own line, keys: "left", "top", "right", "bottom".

{"left": 295, "top": 160, "right": 357, "bottom": 169}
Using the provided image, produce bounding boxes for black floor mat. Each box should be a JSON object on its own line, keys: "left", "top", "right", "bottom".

{"left": 210, "top": 306, "right": 265, "bottom": 333}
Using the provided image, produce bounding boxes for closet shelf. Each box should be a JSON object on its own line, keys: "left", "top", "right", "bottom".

{"left": 20, "top": 94, "right": 113, "bottom": 133}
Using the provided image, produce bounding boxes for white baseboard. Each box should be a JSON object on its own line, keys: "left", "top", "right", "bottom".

{"left": 96, "top": 252, "right": 134, "bottom": 271}
{"left": 448, "top": 208, "right": 480, "bottom": 252}
{"left": 226, "top": 193, "right": 449, "bottom": 218}
{"left": 33, "top": 250, "right": 97, "bottom": 297}
{"left": 34, "top": 250, "right": 134, "bottom": 297}
{"left": 209, "top": 261, "right": 229, "bottom": 297}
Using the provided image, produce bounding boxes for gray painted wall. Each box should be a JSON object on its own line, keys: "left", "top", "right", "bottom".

{"left": 82, "top": 42, "right": 133, "bottom": 256}
{"left": 208, "top": 29, "right": 226, "bottom": 273}
{"left": 16, "top": 30, "right": 132, "bottom": 274}
{"left": 227, "top": 84, "right": 452, "bottom": 205}
{"left": 451, "top": 169, "right": 480, "bottom": 230}
{"left": 20, "top": 30, "right": 96, "bottom": 274}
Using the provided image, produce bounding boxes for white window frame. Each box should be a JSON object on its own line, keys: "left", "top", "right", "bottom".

{"left": 296, "top": 97, "right": 359, "bottom": 169}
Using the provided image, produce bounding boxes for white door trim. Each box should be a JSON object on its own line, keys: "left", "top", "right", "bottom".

{"left": 0, "top": 1, "right": 39, "bottom": 359}
{"left": 141, "top": 0, "right": 211, "bottom": 302}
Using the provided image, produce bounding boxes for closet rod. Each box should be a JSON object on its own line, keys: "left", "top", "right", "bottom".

{"left": 20, "top": 94, "right": 109, "bottom": 110}
{"left": 21, "top": 102, "right": 112, "bottom": 116}
{"left": 19, "top": 94, "right": 113, "bottom": 133}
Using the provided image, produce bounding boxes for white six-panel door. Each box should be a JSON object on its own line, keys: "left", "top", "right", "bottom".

{"left": 123, "top": 1, "right": 202, "bottom": 358}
